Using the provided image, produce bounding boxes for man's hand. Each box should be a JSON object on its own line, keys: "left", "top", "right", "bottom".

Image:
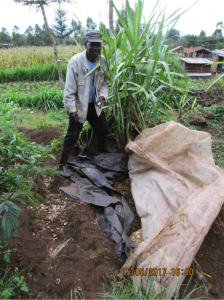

{"left": 95, "top": 96, "right": 105, "bottom": 106}
{"left": 71, "top": 112, "right": 78, "bottom": 122}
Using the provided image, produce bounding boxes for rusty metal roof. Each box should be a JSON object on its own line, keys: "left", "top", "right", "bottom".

{"left": 184, "top": 46, "right": 210, "bottom": 53}
{"left": 181, "top": 58, "right": 213, "bottom": 64}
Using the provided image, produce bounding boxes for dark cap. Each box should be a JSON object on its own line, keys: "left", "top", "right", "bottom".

{"left": 85, "top": 31, "right": 103, "bottom": 43}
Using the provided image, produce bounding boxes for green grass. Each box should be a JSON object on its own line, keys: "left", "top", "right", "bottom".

{"left": 13, "top": 108, "right": 67, "bottom": 131}
{"left": 96, "top": 277, "right": 208, "bottom": 300}
{"left": 1, "top": 87, "right": 64, "bottom": 111}
{"left": 0, "top": 63, "right": 67, "bottom": 83}
{"left": 30, "top": 166, "right": 60, "bottom": 177}
{"left": 0, "top": 81, "right": 59, "bottom": 94}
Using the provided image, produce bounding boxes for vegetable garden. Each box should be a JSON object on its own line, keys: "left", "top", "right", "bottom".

{"left": 1, "top": 0, "right": 224, "bottom": 299}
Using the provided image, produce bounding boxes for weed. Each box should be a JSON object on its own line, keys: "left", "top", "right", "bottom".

{"left": 0, "top": 242, "right": 29, "bottom": 299}
{"left": 90, "top": 249, "right": 101, "bottom": 259}
{"left": 30, "top": 166, "right": 60, "bottom": 177}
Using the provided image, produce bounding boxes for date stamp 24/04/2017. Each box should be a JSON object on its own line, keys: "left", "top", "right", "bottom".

{"left": 123, "top": 268, "right": 194, "bottom": 277}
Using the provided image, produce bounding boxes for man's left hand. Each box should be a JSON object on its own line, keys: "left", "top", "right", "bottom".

{"left": 96, "top": 96, "right": 104, "bottom": 106}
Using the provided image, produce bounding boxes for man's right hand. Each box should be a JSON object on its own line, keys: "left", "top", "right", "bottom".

{"left": 71, "top": 112, "right": 78, "bottom": 122}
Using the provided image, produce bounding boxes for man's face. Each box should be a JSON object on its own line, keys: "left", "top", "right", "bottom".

{"left": 85, "top": 42, "right": 101, "bottom": 59}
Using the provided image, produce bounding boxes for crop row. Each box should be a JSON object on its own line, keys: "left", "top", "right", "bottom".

{"left": 0, "top": 46, "right": 81, "bottom": 70}
{"left": 2, "top": 87, "right": 64, "bottom": 111}
{"left": 0, "top": 63, "right": 67, "bottom": 83}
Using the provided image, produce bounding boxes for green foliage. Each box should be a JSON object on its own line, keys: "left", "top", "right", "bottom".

{"left": 52, "top": 7, "right": 74, "bottom": 44}
{"left": 0, "top": 101, "right": 60, "bottom": 239}
{"left": 100, "top": 0, "right": 186, "bottom": 144}
{"left": 166, "top": 55, "right": 186, "bottom": 76}
{"left": 0, "top": 242, "right": 29, "bottom": 299}
{"left": 2, "top": 87, "right": 64, "bottom": 111}
{"left": 0, "top": 201, "right": 22, "bottom": 238}
{"left": 90, "top": 249, "right": 101, "bottom": 259}
{"left": 30, "top": 166, "right": 60, "bottom": 176}
{"left": 98, "top": 277, "right": 206, "bottom": 300}
{"left": 0, "top": 63, "right": 67, "bottom": 83}
{"left": 211, "top": 105, "right": 224, "bottom": 119}
{"left": 0, "top": 27, "right": 11, "bottom": 44}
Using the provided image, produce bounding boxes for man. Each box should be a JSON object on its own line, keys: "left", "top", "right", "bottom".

{"left": 59, "top": 31, "right": 112, "bottom": 179}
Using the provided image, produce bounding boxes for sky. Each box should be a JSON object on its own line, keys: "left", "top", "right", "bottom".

{"left": 0, "top": 0, "right": 223, "bottom": 36}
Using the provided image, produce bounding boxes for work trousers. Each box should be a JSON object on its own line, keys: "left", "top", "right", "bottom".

{"left": 63, "top": 102, "right": 108, "bottom": 152}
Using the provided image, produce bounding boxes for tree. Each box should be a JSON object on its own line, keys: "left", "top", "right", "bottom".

{"left": 109, "top": 0, "right": 114, "bottom": 33}
{"left": 42, "top": 24, "right": 52, "bottom": 45}
{"left": 167, "top": 29, "right": 180, "bottom": 40}
{"left": 212, "top": 22, "right": 223, "bottom": 38}
{"left": 86, "top": 17, "right": 97, "bottom": 31}
{"left": 212, "top": 29, "right": 223, "bottom": 37}
{"left": 34, "top": 24, "right": 44, "bottom": 46}
{"left": 12, "top": 25, "right": 26, "bottom": 46}
{"left": 199, "top": 30, "right": 206, "bottom": 36}
{"left": 216, "top": 22, "right": 224, "bottom": 29}
{"left": 52, "top": 6, "right": 73, "bottom": 44}
{"left": 25, "top": 25, "right": 35, "bottom": 45}
{"left": 14, "top": 0, "right": 73, "bottom": 90}
{"left": 0, "top": 27, "right": 11, "bottom": 44}
{"left": 71, "top": 19, "right": 85, "bottom": 44}
{"left": 99, "top": 21, "right": 110, "bottom": 36}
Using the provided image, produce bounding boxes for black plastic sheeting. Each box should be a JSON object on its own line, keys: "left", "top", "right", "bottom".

{"left": 60, "top": 154, "right": 135, "bottom": 258}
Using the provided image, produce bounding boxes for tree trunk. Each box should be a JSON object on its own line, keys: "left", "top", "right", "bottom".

{"left": 39, "top": 1, "right": 64, "bottom": 90}
{"left": 109, "top": 0, "right": 114, "bottom": 33}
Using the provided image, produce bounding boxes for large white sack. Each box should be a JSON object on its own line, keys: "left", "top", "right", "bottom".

{"left": 125, "top": 121, "right": 224, "bottom": 298}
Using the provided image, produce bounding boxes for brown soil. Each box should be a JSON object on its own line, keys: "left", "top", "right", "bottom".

{"left": 190, "top": 88, "right": 224, "bottom": 107}
{"left": 20, "top": 127, "right": 63, "bottom": 146}
{"left": 9, "top": 175, "right": 123, "bottom": 299}
{"left": 5, "top": 108, "right": 224, "bottom": 299}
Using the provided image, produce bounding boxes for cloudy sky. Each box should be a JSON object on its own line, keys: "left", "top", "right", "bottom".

{"left": 0, "top": 0, "right": 223, "bottom": 36}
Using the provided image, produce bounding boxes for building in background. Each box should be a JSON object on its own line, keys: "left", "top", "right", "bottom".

{"left": 180, "top": 58, "right": 214, "bottom": 78}
{"left": 184, "top": 46, "right": 212, "bottom": 58}
{"left": 211, "top": 50, "right": 224, "bottom": 73}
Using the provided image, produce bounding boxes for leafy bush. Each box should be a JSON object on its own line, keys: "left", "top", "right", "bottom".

{"left": 0, "top": 101, "right": 60, "bottom": 239}
{"left": 167, "top": 55, "right": 187, "bottom": 75}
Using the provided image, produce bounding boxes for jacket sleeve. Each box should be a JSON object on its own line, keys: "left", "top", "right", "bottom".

{"left": 63, "top": 58, "right": 78, "bottom": 113}
{"left": 98, "top": 61, "right": 109, "bottom": 102}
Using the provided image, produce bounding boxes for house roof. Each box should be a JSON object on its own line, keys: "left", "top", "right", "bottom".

{"left": 181, "top": 58, "right": 213, "bottom": 64}
{"left": 184, "top": 46, "right": 210, "bottom": 53}
{"left": 211, "top": 50, "right": 224, "bottom": 58}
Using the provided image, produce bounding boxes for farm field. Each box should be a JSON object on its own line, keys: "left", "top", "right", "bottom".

{"left": 1, "top": 77, "right": 224, "bottom": 298}
{"left": 1, "top": 12, "right": 224, "bottom": 298}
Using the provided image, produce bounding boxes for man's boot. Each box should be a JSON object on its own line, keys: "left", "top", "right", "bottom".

{"left": 59, "top": 151, "right": 71, "bottom": 179}
{"left": 98, "top": 139, "right": 116, "bottom": 153}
